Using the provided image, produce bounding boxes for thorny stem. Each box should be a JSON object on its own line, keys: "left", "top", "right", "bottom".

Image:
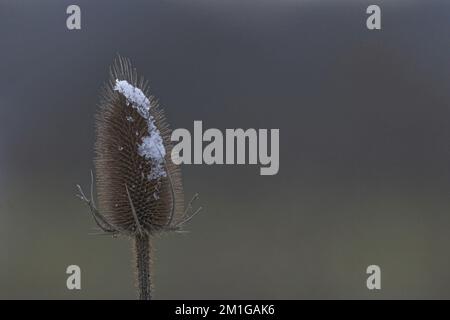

{"left": 77, "top": 172, "right": 201, "bottom": 299}
{"left": 134, "top": 233, "right": 151, "bottom": 300}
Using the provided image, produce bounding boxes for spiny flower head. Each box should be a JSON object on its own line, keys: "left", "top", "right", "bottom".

{"left": 94, "top": 56, "right": 184, "bottom": 236}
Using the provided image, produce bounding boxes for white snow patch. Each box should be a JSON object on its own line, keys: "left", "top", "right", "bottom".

{"left": 114, "top": 80, "right": 150, "bottom": 119}
{"left": 114, "top": 79, "right": 167, "bottom": 180}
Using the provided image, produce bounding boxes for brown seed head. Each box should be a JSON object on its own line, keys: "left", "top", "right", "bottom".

{"left": 94, "top": 56, "right": 184, "bottom": 236}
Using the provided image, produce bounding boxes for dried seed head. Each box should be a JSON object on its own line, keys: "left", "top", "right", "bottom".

{"left": 94, "top": 56, "right": 184, "bottom": 236}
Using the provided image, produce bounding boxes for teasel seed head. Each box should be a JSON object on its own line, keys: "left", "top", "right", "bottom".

{"left": 76, "top": 56, "right": 201, "bottom": 299}
{"left": 94, "top": 56, "right": 184, "bottom": 237}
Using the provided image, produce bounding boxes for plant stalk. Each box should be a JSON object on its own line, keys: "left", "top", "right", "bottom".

{"left": 134, "top": 233, "right": 151, "bottom": 300}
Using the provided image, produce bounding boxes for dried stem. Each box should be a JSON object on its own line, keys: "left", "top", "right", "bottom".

{"left": 134, "top": 233, "right": 151, "bottom": 300}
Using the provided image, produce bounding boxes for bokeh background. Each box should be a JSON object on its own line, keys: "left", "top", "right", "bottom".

{"left": 1, "top": 0, "right": 450, "bottom": 299}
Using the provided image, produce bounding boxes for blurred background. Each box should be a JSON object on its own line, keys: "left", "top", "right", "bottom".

{"left": 1, "top": 0, "right": 450, "bottom": 299}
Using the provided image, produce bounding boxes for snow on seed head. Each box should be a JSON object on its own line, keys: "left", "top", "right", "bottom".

{"left": 114, "top": 79, "right": 167, "bottom": 180}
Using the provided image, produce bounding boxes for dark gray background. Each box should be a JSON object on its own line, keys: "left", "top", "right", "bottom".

{"left": 1, "top": 0, "right": 450, "bottom": 299}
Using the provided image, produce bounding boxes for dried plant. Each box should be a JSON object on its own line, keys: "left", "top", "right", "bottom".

{"left": 77, "top": 56, "right": 201, "bottom": 300}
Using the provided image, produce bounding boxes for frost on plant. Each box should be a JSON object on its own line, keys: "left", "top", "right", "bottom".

{"left": 114, "top": 79, "right": 167, "bottom": 180}
{"left": 114, "top": 80, "right": 150, "bottom": 118}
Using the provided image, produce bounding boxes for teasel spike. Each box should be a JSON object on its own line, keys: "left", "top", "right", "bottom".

{"left": 77, "top": 55, "right": 200, "bottom": 299}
